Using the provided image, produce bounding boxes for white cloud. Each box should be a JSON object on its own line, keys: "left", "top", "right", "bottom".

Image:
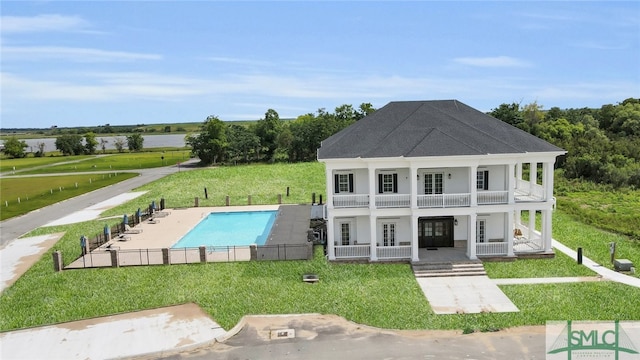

{"left": 2, "top": 46, "right": 162, "bottom": 62}
{"left": 453, "top": 56, "right": 531, "bottom": 68}
{"left": 0, "top": 14, "right": 89, "bottom": 33}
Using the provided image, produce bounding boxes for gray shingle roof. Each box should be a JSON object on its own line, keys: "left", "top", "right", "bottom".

{"left": 317, "top": 100, "right": 564, "bottom": 159}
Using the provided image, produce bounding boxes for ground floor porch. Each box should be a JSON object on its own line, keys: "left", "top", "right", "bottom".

{"left": 327, "top": 208, "right": 554, "bottom": 262}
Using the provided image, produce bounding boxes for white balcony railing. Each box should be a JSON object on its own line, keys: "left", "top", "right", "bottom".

{"left": 334, "top": 244, "right": 371, "bottom": 258}
{"left": 375, "top": 194, "right": 410, "bottom": 208}
{"left": 333, "top": 194, "right": 369, "bottom": 208}
{"left": 515, "top": 179, "right": 545, "bottom": 201}
{"left": 477, "top": 191, "right": 509, "bottom": 205}
{"left": 476, "top": 242, "right": 508, "bottom": 256}
{"left": 417, "top": 193, "right": 470, "bottom": 208}
{"left": 376, "top": 246, "right": 411, "bottom": 259}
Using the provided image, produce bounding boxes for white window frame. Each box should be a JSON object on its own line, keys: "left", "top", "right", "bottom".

{"left": 382, "top": 174, "right": 395, "bottom": 193}
{"left": 382, "top": 222, "right": 396, "bottom": 247}
{"left": 477, "top": 169, "right": 489, "bottom": 190}
{"left": 338, "top": 174, "right": 351, "bottom": 193}
{"left": 339, "top": 220, "right": 355, "bottom": 246}
{"left": 476, "top": 219, "right": 486, "bottom": 243}
{"left": 424, "top": 172, "right": 444, "bottom": 195}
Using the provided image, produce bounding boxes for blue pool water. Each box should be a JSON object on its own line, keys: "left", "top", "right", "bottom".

{"left": 171, "top": 210, "right": 277, "bottom": 248}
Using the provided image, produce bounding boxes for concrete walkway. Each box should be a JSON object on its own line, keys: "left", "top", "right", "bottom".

{"left": 552, "top": 239, "right": 640, "bottom": 288}
{"left": 0, "top": 303, "right": 225, "bottom": 360}
{"left": 415, "top": 275, "right": 520, "bottom": 314}
{"left": 493, "top": 276, "right": 604, "bottom": 285}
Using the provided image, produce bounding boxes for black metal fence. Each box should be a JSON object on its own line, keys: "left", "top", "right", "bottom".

{"left": 67, "top": 243, "right": 313, "bottom": 269}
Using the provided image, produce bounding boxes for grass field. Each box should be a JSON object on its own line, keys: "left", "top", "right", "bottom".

{"left": 0, "top": 155, "right": 86, "bottom": 173}
{"left": 1, "top": 162, "right": 639, "bottom": 333}
{"left": 16, "top": 150, "right": 191, "bottom": 175}
{"left": 0, "top": 173, "right": 138, "bottom": 221}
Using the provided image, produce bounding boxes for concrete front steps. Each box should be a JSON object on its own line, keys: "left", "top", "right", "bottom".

{"left": 412, "top": 262, "right": 487, "bottom": 278}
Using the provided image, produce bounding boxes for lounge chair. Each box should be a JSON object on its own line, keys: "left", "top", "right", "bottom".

{"left": 124, "top": 224, "right": 143, "bottom": 234}
{"left": 118, "top": 234, "right": 131, "bottom": 241}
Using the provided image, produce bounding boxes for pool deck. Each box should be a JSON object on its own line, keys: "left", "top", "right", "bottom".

{"left": 66, "top": 204, "right": 312, "bottom": 268}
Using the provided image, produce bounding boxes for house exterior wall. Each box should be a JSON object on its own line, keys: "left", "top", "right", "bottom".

{"left": 322, "top": 153, "right": 561, "bottom": 261}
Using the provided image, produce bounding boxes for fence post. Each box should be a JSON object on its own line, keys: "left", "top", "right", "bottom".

{"left": 162, "top": 248, "right": 170, "bottom": 265}
{"left": 312, "top": 193, "right": 316, "bottom": 204}
{"left": 110, "top": 249, "right": 119, "bottom": 268}
{"left": 319, "top": 194, "right": 323, "bottom": 205}
{"left": 199, "top": 246, "right": 206, "bottom": 263}
{"left": 277, "top": 194, "right": 282, "bottom": 204}
{"left": 225, "top": 195, "right": 230, "bottom": 206}
{"left": 194, "top": 197, "right": 199, "bottom": 207}
{"left": 160, "top": 198, "right": 165, "bottom": 210}
{"left": 248, "top": 195, "right": 252, "bottom": 205}
{"left": 52, "top": 251, "right": 63, "bottom": 272}
{"left": 250, "top": 244, "right": 257, "bottom": 260}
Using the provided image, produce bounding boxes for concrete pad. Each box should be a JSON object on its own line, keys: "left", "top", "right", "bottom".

{"left": 0, "top": 303, "right": 225, "bottom": 360}
{"left": 492, "top": 276, "right": 605, "bottom": 285}
{"left": 43, "top": 191, "right": 147, "bottom": 227}
{"left": 416, "top": 276, "right": 519, "bottom": 314}
{"left": 0, "top": 233, "right": 64, "bottom": 292}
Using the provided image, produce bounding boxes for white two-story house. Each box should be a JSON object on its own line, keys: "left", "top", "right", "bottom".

{"left": 317, "top": 100, "right": 566, "bottom": 262}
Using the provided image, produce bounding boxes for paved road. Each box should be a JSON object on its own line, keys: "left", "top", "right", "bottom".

{"left": 0, "top": 160, "right": 199, "bottom": 248}
{"left": 155, "top": 314, "right": 547, "bottom": 360}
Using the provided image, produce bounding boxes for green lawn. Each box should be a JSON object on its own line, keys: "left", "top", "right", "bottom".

{"left": 17, "top": 150, "right": 191, "bottom": 174}
{"left": 2, "top": 162, "right": 640, "bottom": 333}
{"left": 0, "top": 173, "right": 138, "bottom": 221}
{"left": 0, "top": 155, "right": 86, "bottom": 173}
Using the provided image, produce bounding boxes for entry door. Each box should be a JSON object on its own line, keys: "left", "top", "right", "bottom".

{"left": 418, "top": 217, "right": 454, "bottom": 248}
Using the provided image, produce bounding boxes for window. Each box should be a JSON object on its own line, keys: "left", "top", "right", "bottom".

{"left": 334, "top": 173, "right": 354, "bottom": 193}
{"left": 476, "top": 220, "right": 486, "bottom": 243}
{"left": 424, "top": 173, "right": 443, "bottom": 194}
{"left": 382, "top": 223, "right": 396, "bottom": 246}
{"left": 477, "top": 170, "right": 489, "bottom": 190}
{"left": 340, "top": 222, "right": 351, "bottom": 246}
{"left": 378, "top": 173, "right": 398, "bottom": 193}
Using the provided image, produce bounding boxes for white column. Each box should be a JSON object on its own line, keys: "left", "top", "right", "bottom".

{"left": 326, "top": 166, "right": 334, "bottom": 209}
{"left": 506, "top": 211, "right": 514, "bottom": 256}
{"left": 411, "top": 215, "right": 419, "bottom": 262}
{"left": 468, "top": 213, "right": 477, "bottom": 260}
{"left": 368, "top": 166, "right": 377, "bottom": 210}
{"left": 327, "top": 216, "right": 335, "bottom": 260}
{"left": 515, "top": 209, "right": 521, "bottom": 227}
{"left": 369, "top": 215, "right": 378, "bottom": 261}
{"left": 544, "top": 161, "right": 555, "bottom": 202}
{"left": 469, "top": 165, "right": 478, "bottom": 207}
{"left": 542, "top": 209, "right": 553, "bottom": 252}
{"left": 528, "top": 209, "right": 535, "bottom": 241}
{"left": 507, "top": 163, "right": 515, "bottom": 204}
{"left": 410, "top": 166, "right": 418, "bottom": 209}
{"left": 516, "top": 162, "right": 523, "bottom": 183}
{"left": 529, "top": 162, "right": 537, "bottom": 193}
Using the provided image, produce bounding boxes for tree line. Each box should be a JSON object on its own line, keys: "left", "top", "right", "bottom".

{"left": 489, "top": 98, "right": 639, "bottom": 188}
{"left": 1, "top": 133, "right": 145, "bottom": 158}
{"left": 187, "top": 103, "right": 375, "bottom": 165}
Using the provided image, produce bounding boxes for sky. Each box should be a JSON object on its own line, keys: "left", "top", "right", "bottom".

{"left": 1, "top": 1, "right": 639, "bottom": 129}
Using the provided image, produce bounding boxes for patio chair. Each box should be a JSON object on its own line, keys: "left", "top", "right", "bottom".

{"left": 513, "top": 228, "right": 524, "bottom": 244}
{"left": 124, "top": 224, "right": 143, "bottom": 234}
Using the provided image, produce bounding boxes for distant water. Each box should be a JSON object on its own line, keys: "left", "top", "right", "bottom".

{"left": 4, "top": 134, "right": 188, "bottom": 153}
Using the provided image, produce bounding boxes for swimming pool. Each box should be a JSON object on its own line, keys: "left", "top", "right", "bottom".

{"left": 171, "top": 210, "right": 277, "bottom": 248}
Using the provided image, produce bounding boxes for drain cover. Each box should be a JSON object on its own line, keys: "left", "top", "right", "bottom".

{"left": 270, "top": 329, "right": 295, "bottom": 339}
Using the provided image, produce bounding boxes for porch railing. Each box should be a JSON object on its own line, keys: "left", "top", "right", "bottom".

{"left": 376, "top": 245, "right": 411, "bottom": 259}
{"left": 417, "top": 193, "right": 470, "bottom": 208}
{"left": 477, "top": 191, "right": 509, "bottom": 205}
{"left": 476, "top": 242, "right": 508, "bottom": 256}
{"left": 515, "top": 179, "right": 545, "bottom": 201}
{"left": 334, "top": 244, "right": 371, "bottom": 258}
{"left": 375, "top": 194, "right": 410, "bottom": 208}
{"left": 333, "top": 194, "right": 369, "bottom": 208}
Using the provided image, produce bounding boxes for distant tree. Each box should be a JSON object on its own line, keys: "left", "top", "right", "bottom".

{"left": 164, "top": 126, "right": 171, "bottom": 133}
{"left": 357, "top": 102, "right": 376, "bottom": 119}
{"left": 55, "top": 134, "right": 84, "bottom": 155}
{"left": 84, "top": 132, "right": 98, "bottom": 154}
{"left": 254, "top": 109, "right": 283, "bottom": 161}
{"left": 126, "top": 134, "right": 144, "bottom": 152}
{"left": 100, "top": 138, "right": 109, "bottom": 154}
{"left": 489, "top": 103, "right": 524, "bottom": 129}
{"left": 226, "top": 124, "right": 260, "bottom": 163}
{"left": 113, "top": 137, "right": 126, "bottom": 153}
{"left": 34, "top": 141, "right": 46, "bottom": 157}
{"left": 186, "top": 115, "right": 227, "bottom": 165}
{"left": 2, "top": 136, "right": 28, "bottom": 158}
